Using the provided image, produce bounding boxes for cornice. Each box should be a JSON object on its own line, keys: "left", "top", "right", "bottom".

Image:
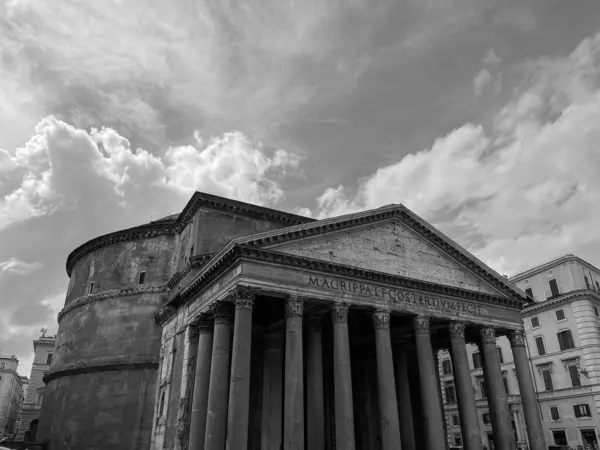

{"left": 521, "top": 289, "right": 600, "bottom": 315}
{"left": 238, "top": 208, "right": 526, "bottom": 302}
{"left": 166, "top": 253, "right": 214, "bottom": 290}
{"left": 57, "top": 285, "right": 169, "bottom": 322}
{"left": 43, "top": 360, "right": 158, "bottom": 384}
{"left": 155, "top": 245, "right": 523, "bottom": 325}
{"left": 65, "top": 192, "right": 313, "bottom": 277}
{"left": 66, "top": 222, "right": 176, "bottom": 276}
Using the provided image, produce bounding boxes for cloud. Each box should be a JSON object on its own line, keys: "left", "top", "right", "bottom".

{"left": 473, "top": 48, "right": 503, "bottom": 96}
{"left": 473, "top": 69, "right": 494, "bottom": 96}
{"left": 483, "top": 48, "right": 501, "bottom": 66}
{"left": 0, "top": 116, "right": 301, "bottom": 376}
{"left": 314, "top": 31, "right": 600, "bottom": 275}
{"left": 0, "top": 0, "right": 381, "bottom": 151}
{"left": 0, "top": 258, "right": 43, "bottom": 275}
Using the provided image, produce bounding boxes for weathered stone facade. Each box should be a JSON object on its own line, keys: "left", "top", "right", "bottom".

{"left": 37, "top": 193, "right": 310, "bottom": 450}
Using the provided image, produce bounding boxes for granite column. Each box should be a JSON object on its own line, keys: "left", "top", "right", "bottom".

{"left": 332, "top": 303, "right": 356, "bottom": 450}
{"left": 449, "top": 322, "right": 482, "bottom": 450}
{"left": 204, "top": 302, "right": 234, "bottom": 450}
{"left": 187, "top": 315, "right": 214, "bottom": 450}
{"left": 226, "top": 289, "right": 255, "bottom": 450}
{"left": 393, "top": 346, "right": 416, "bottom": 450}
{"left": 509, "top": 330, "right": 545, "bottom": 450}
{"left": 480, "top": 328, "right": 514, "bottom": 450}
{"left": 284, "top": 296, "right": 304, "bottom": 450}
{"left": 373, "top": 310, "right": 402, "bottom": 450}
{"left": 414, "top": 316, "right": 446, "bottom": 450}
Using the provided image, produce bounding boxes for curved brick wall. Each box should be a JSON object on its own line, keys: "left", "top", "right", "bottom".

{"left": 37, "top": 232, "right": 178, "bottom": 450}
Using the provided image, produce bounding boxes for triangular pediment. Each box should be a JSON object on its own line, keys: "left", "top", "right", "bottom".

{"left": 264, "top": 218, "right": 503, "bottom": 296}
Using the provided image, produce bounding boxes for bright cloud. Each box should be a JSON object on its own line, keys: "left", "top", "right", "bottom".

{"left": 0, "top": 258, "right": 43, "bottom": 275}
{"left": 315, "top": 31, "right": 600, "bottom": 276}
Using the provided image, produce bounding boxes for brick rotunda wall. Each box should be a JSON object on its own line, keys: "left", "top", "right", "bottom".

{"left": 36, "top": 228, "right": 178, "bottom": 450}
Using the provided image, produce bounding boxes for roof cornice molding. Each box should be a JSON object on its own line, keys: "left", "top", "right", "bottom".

{"left": 65, "top": 192, "right": 313, "bottom": 277}
{"left": 510, "top": 254, "right": 600, "bottom": 281}
{"left": 155, "top": 245, "right": 524, "bottom": 325}
{"left": 521, "top": 289, "right": 600, "bottom": 315}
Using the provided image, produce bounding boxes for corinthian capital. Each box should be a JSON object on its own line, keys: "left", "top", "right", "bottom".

{"left": 331, "top": 303, "right": 349, "bottom": 324}
{"left": 230, "top": 286, "right": 256, "bottom": 311}
{"left": 509, "top": 330, "right": 526, "bottom": 348}
{"left": 373, "top": 310, "right": 390, "bottom": 330}
{"left": 211, "top": 301, "right": 234, "bottom": 325}
{"left": 285, "top": 295, "right": 304, "bottom": 318}
{"left": 449, "top": 322, "right": 466, "bottom": 340}
{"left": 414, "top": 315, "right": 430, "bottom": 335}
{"left": 480, "top": 327, "right": 496, "bottom": 345}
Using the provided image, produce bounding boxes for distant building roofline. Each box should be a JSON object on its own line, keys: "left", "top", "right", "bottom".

{"left": 510, "top": 253, "right": 600, "bottom": 281}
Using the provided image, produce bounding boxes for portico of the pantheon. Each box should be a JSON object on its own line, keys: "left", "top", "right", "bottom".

{"left": 152, "top": 200, "right": 545, "bottom": 450}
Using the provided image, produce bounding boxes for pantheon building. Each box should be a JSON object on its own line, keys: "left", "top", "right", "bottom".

{"left": 38, "top": 192, "right": 546, "bottom": 450}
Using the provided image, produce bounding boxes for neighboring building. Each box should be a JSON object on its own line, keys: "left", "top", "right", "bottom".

{"left": 15, "top": 375, "right": 29, "bottom": 438}
{"left": 440, "top": 253, "right": 600, "bottom": 450}
{"left": 512, "top": 254, "right": 600, "bottom": 450}
{"left": 0, "top": 354, "right": 23, "bottom": 437}
{"left": 37, "top": 191, "right": 546, "bottom": 450}
{"left": 16, "top": 331, "right": 56, "bottom": 442}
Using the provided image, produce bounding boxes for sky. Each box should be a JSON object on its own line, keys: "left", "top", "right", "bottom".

{"left": 1, "top": 0, "right": 600, "bottom": 377}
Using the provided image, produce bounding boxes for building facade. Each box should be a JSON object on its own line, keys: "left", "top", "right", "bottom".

{"left": 38, "top": 192, "right": 548, "bottom": 450}
{"left": 15, "top": 375, "right": 29, "bottom": 439}
{"left": 511, "top": 254, "right": 600, "bottom": 450}
{"left": 16, "top": 332, "right": 56, "bottom": 442}
{"left": 0, "top": 354, "right": 23, "bottom": 437}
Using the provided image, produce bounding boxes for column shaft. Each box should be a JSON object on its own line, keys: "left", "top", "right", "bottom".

{"left": 307, "top": 316, "right": 325, "bottom": 450}
{"left": 394, "top": 347, "right": 416, "bottom": 450}
{"left": 284, "top": 297, "right": 304, "bottom": 450}
{"left": 261, "top": 333, "right": 284, "bottom": 450}
{"left": 226, "top": 291, "right": 255, "bottom": 450}
{"left": 373, "top": 311, "right": 402, "bottom": 450}
{"left": 204, "top": 302, "right": 234, "bottom": 450}
{"left": 332, "top": 303, "right": 356, "bottom": 450}
{"left": 413, "top": 316, "right": 446, "bottom": 450}
{"left": 480, "top": 328, "right": 514, "bottom": 450}
{"left": 510, "top": 331, "right": 545, "bottom": 450}
{"left": 449, "top": 322, "right": 482, "bottom": 450}
{"left": 188, "top": 318, "right": 214, "bottom": 450}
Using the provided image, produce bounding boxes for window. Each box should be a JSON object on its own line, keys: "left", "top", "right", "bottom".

{"left": 549, "top": 406, "right": 560, "bottom": 421}
{"left": 46, "top": 354, "right": 53, "bottom": 365}
{"left": 497, "top": 347, "right": 504, "bottom": 364}
{"left": 567, "top": 364, "right": 581, "bottom": 387}
{"left": 525, "top": 287, "right": 533, "bottom": 299}
{"left": 541, "top": 368, "right": 554, "bottom": 391}
{"left": 453, "top": 434, "right": 462, "bottom": 446}
{"left": 535, "top": 336, "right": 546, "bottom": 356}
{"left": 502, "top": 374, "right": 509, "bottom": 395}
{"left": 531, "top": 317, "right": 540, "bottom": 328}
{"left": 88, "top": 281, "right": 95, "bottom": 295}
{"left": 557, "top": 330, "right": 575, "bottom": 351}
{"left": 138, "top": 271, "right": 146, "bottom": 285}
{"left": 477, "top": 377, "right": 487, "bottom": 399}
{"left": 159, "top": 392, "right": 166, "bottom": 416}
{"left": 596, "top": 281, "right": 600, "bottom": 291}
{"left": 549, "top": 279, "right": 560, "bottom": 297}
{"left": 442, "top": 359, "right": 452, "bottom": 375}
{"left": 472, "top": 352, "right": 482, "bottom": 369}
{"left": 0, "top": 362, "right": 4, "bottom": 369}
{"left": 37, "top": 393, "right": 44, "bottom": 405}
{"left": 573, "top": 404, "right": 591, "bottom": 418}
{"left": 0, "top": 375, "right": 2, "bottom": 381}
{"left": 555, "top": 309, "right": 566, "bottom": 321}
{"left": 594, "top": 306, "right": 599, "bottom": 317}
{"left": 444, "top": 382, "right": 457, "bottom": 403}
{"left": 585, "top": 276, "right": 591, "bottom": 289}
{"left": 482, "top": 413, "right": 491, "bottom": 424}
{"left": 553, "top": 430, "right": 568, "bottom": 445}
{"left": 451, "top": 414, "right": 460, "bottom": 426}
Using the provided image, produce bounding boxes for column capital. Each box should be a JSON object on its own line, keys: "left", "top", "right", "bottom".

{"left": 449, "top": 321, "right": 466, "bottom": 339}
{"left": 509, "top": 330, "right": 526, "bottom": 348}
{"left": 285, "top": 296, "right": 304, "bottom": 318}
{"left": 211, "top": 301, "right": 234, "bottom": 325}
{"left": 331, "top": 303, "right": 349, "bottom": 324}
{"left": 372, "top": 310, "right": 390, "bottom": 330}
{"left": 191, "top": 313, "right": 214, "bottom": 333}
{"left": 230, "top": 286, "right": 256, "bottom": 310}
{"left": 306, "top": 315, "right": 323, "bottom": 332}
{"left": 480, "top": 327, "right": 496, "bottom": 345}
{"left": 413, "top": 315, "right": 430, "bottom": 334}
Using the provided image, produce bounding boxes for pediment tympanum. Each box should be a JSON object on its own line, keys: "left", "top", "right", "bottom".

{"left": 267, "top": 219, "right": 501, "bottom": 296}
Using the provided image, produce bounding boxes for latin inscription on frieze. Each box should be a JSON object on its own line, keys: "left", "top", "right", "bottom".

{"left": 308, "top": 275, "right": 486, "bottom": 316}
